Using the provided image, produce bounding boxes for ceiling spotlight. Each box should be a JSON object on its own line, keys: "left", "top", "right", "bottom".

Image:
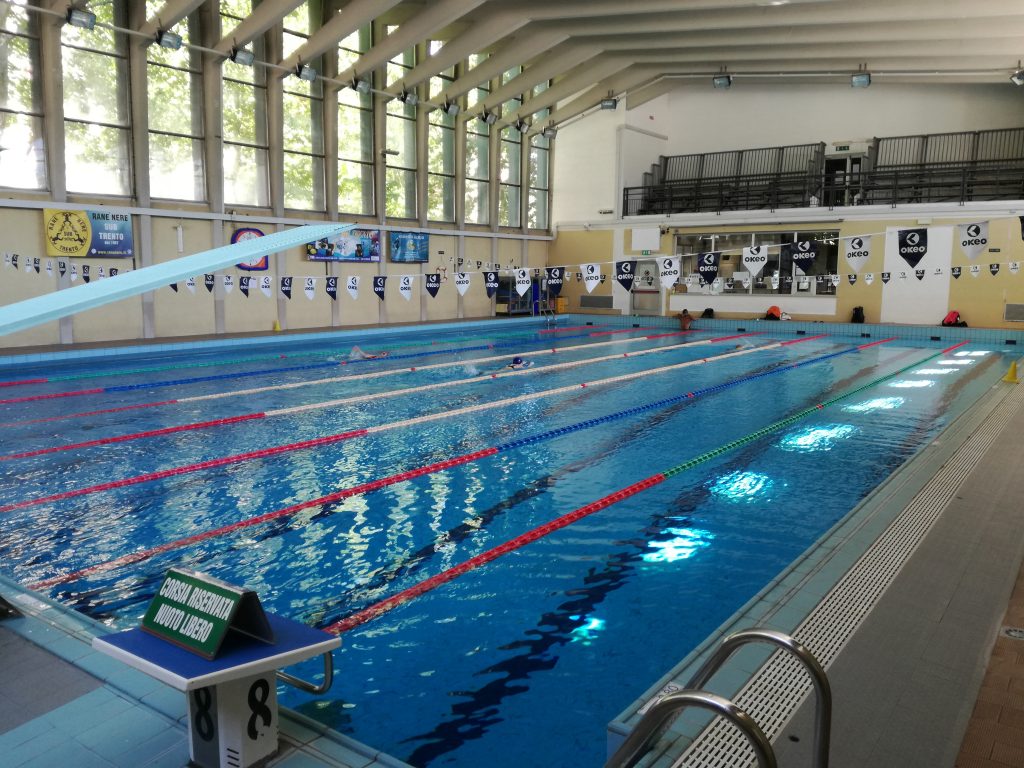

{"left": 397, "top": 90, "right": 418, "bottom": 106}
{"left": 599, "top": 97, "right": 618, "bottom": 109}
{"left": 712, "top": 74, "right": 732, "bottom": 89}
{"left": 351, "top": 77, "right": 371, "bottom": 94}
{"left": 1011, "top": 69, "right": 1024, "bottom": 86}
{"left": 479, "top": 111, "right": 497, "bottom": 125}
{"left": 66, "top": 8, "right": 96, "bottom": 30}
{"left": 230, "top": 47, "right": 255, "bottom": 66}
{"left": 442, "top": 99, "right": 460, "bottom": 116}
{"left": 295, "top": 63, "right": 317, "bottom": 82}
{"left": 851, "top": 71, "right": 871, "bottom": 88}
{"left": 514, "top": 119, "right": 530, "bottom": 134}
{"left": 155, "top": 30, "right": 182, "bottom": 50}
{"left": 541, "top": 125, "right": 557, "bottom": 139}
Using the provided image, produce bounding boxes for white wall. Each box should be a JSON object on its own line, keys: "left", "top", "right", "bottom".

{"left": 551, "top": 108, "right": 623, "bottom": 224}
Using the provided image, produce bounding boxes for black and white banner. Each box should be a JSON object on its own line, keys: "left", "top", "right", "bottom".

{"left": 240, "top": 276, "right": 250, "bottom": 297}
{"left": 325, "top": 276, "right": 338, "bottom": 301}
{"left": 515, "top": 268, "right": 531, "bottom": 296}
{"left": 969, "top": 264, "right": 981, "bottom": 278}
{"left": 399, "top": 275, "right": 413, "bottom": 301}
{"left": 280, "top": 276, "right": 293, "bottom": 299}
{"left": 697, "top": 251, "right": 721, "bottom": 285}
{"left": 957, "top": 221, "right": 988, "bottom": 260}
{"left": 98, "top": 266, "right": 106, "bottom": 280}
{"left": 1012, "top": 262, "right": 1021, "bottom": 275}
{"left": 951, "top": 267, "right": 962, "bottom": 280}
{"left": 187, "top": 276, "right": 198, "bottom": 294}
{"left": 582, "top": 263, "right": 601, "bottom": 293}
{"left": 990, "top": 263, "right": 1000, "bottom": 276}
{"left": 742, "top": 245, "right": 768, "bottom": 278}
{"left": 484, "top": 271, "right": 498, "bottom": 298}
{"left": 615, "top": 260, "right": 636, "bottom": 292}
{"left": 770, "top": 275, "right": 779, "bottom": 290}
{"left": 45, "top": 259, "right": 53, "bottom": 277}
{"left": 304, "top": 277, "right": 316, "bottom": 300}
{"left": 258, "top": 276, "right": 270, "bottom": 297}
{"left": 545, "top": 267, "right": 563, "bottom": 296}
{"left": 848, "top": 274, "right": 857, "bottom": 285}
{"left": 373, "top": 275, "right": 387, "bottom": 300}
{"left": 915, "top": 269, "right": 925, "bottom": 281}
{"left": 843, "top": 236, "right": 871, "bottom": 273}
{"left": 22, "top": 256, "right": 29, "bottom": 272}
{"left": 897, "top": 228, "right": 928, "bottom": 268}
{"left": 881, "top": 272, "right": 891, "bottom": 284}
{"left": 69, "top": 263, "right": 77, "bottom": 282}
{"left": 864, "top": 272, "right": 874, "bottom": 285}
{"left": 82, "top": 264, "right": 90, "bottom": 283}
{"left": 455, "top": 272, "right": 470, "bottom": 296}
{"left": 659, "top": 257, "right": 680, "bottom": 289}
{"left": 345, "top": 275, "right": 358, "bottom": 299}
{"left": 58, "top": 259, "right": 66, "bottom": 277}
{"left": 222, "top": 275, "right": 233, "bottom": 294}
{"left": 204, "top": 273, "right": 215, "bottom": 293}
{"left": 787, "top": 241, "right": 818, "bottom": 274}
{"left": 32, "top": 257, "right": 39, "bottom": 274}
{"left": 110, "top": 268, "right": 119, "bottom": 278}
{"left": 425, "top": 273, "right": 441, "bottom": 298}
{"left": 169, "top": 282, "right": 179, "bottom": 292}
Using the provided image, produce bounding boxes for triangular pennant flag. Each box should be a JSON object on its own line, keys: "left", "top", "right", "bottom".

{"left": 484, "top": 271, "right": 498, "bottom": 298}
{"left": 515, "top": 268, "right": 531, "bottom": 296}
{"left": 742, "top": 246, "right": 768, "bottom": 278}
{"left": 864, "top": 272, "right": 874, "bottom": 285}
{"left": 203, "top": 273, "right": 214, "bottom": 292}
{"left": 169, "top": 282, "right": 179, "bottom": 292}
{"left": 32, "top": 257, "right": 40, "bottom": 274}
{"left": 933, "top": 268, "right": 943, "bottom": 279}
{"left": 770, "top": 275, "right": 779, "bottom": 290}
{"left": 23, "top": 256, "right": 30, "bottom": 272}
{"left": 742, "top": 278, "right": 750, "bottom": 289}
{"left": 789, "top": 241, "right": 817, "bottom": 274}
{"left": 951, "top": 267, "right": 961, "bottom": 279}
{"left": 969, "top": 264, "right": 981, "bottom": 278}
{"left": 659, "top": 257, "right": 680, "bottom": 289}
{"left": 848, "top": 273, "right": 857, "bottom": 285}
{"left": 843, "top": 236, "right": 871, "bottom": 273}
{"left": 97, "top": 266, "right": 105, "bottom": 279}
{"left": 541, "top": 268, "right": 561, "bottom": 297}
{"left": 957, "top": 221, "right": 988, "bottom": 259}
{"left": 697, "top": 252, "right": 721, "bottom": 285}
{"left": 830, "top": 274, "right": 840, "bottom": 287}
{"left": 304, "top": 277, "right": 316, "bottom": 300}
{"left": 1011, "top": 262, "right": 1020, "bottom": 275}
{"left": 239, "top": 276, "right": 250, "bottom": 297}
{"left": 898, "top": 271, "right": 908, "bottom": 280}
{"left": 915, "top": 269, "right": 925, "bottom": 281}
{"left": 346, "top": 275, "right": 359, "bottom": 300}
{"left": 45, "top": 259, "right": 53, "bottom": 277}
{"left": 82, "top": 264, "right": 90, "bottom": 283}
{"left": 582, "top": 263, "right": 601, "bottom": 293}
{"left": 188, "top": 276, "right": 198, "bottom": 294}
{"left": 326, "top": 276, "right": 338, "bottom": 300}
{"left": 373, "top": 275, "right": 387, "bottom": 301}
{"left": 881, "top": 272, "right": 890, "bottom": 284}
{"left": 222, "top": 275, "right": 233, "bottom": 294}
{"left": 398, "top": 275, "right": 413, "bottom": 301}
{"left": 615, "top": 261, "right": 636, "bottom": 292}
{"left": 425, "top": 273, "right": 441, "bottom": 298}
{"left": 11, "top": 254, "right": 18, "bottom": 270}
{"left": 990, "top": 263, "right": 1000, "bottom": 276}
{"left": 454, "top": 272, "right": 470, "bottom": 296}
{"left": 58, "top": 259, "right": 66, "bottom": 277}
{"left": 897, "top": 228, "right": 928, "bottom": 268}
{"left": 110, "top": 268, "right": 119, "bottom": 277}
{"left": 2, "top": 253, "right": 9, "bottom": 268}
{"left": 280, "top": 276, "right": 292, "bottom": 299}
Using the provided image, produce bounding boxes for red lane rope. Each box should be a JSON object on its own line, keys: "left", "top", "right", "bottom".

{"left": 325, "top": 474, "right": 667, "bottom": 634}
{"left": 0, "top": 378, "right": 48, "bottom": 388}
{"left": 0, "top": 400, "right": 180, "bottom": 428}
{"left": 3, "top": 426, "right": 371, "bottom": 515}
{"left": 28, "top": 447, "right": 499, "bottom": 590}
{"left": 0, "top": 413, "right": 266, "bottom": 461}
{"left": 857, "top": 336, "right": 898, "bottom": 349}
{"left": 0, "top": 388, "right": 104, "bottom": 404}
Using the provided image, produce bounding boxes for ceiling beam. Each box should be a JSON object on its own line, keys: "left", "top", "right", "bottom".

{"left": 138, "top": 0, "right": 205, "bottom": 39}
{"left": 538, "top": 66, "right": 663, "bottom": 131}
{"left": 215, "top": 0, "right": 305, "bottom": 56}
{"left": 279, "top": 0, "right": 405, "bottom": 73}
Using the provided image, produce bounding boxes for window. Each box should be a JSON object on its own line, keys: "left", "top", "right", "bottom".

{"left": 146, "top": 3, "right": 204, "bottom": 201}
{"left": 282, "top": 6, "right": 325, "bottom": 211}
{"left": 527, "top": 85, "right": 551, "bottom": 230}
{"left": 498, "top": 108, "right": 522, "bottom": 228}
{"left": 337, "top": 27, "right": 373, "bottom": 215}
{"left": 62, "top": 1, "right": 130, "bottom": 195}
{"left": 426, "top": 46, "right": 454, "bottom": 222}
{"left": 0, "top": 4, "right": 45, "bottom": 190}
{"left": 464, "top": 54, "right": 490, "bottom": 225}
{"left": 384, "top": 36, "right": 416, "bottom": 219}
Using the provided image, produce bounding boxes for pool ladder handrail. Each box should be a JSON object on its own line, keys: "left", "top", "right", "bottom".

{"left": 276, "top": 650, "right": 334, "bottom": 695}
{"left": 605, "top": 628, "right": 831, "bottom": 768}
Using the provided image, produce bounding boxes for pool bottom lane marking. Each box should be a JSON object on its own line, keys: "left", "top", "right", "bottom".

{"left": 322, "top": 341, "right": 964, "bottom": 634}
{"left": 25, "top": 337, "right": 871, "bottom": 588}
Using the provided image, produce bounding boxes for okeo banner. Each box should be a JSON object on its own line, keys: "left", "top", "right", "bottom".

{"left": 696, "top": 252, "right": 720, "bottom": 285}
{"left": 897, "top": 228, "right": 928, "bottom": 268}
{"left": 843, "top": 236, "right": 871, "bottom": 273}
{"left": 304, "top": 277, "right": 316, "bottom": 300}
{"left": 787, "top": 241, "right": 817, "bottom": 274}
{"left": 346, "top": 275, "right": 359, "bottom": 299}
{"left": 545, "top": 267, "right": 564, "bottom": 296}
{"left": 615, "top": 261, "right": 636, "bottom": 292}
{"left": 325, "top": 276, "right": 338, "bottom": 300}
{"left": 373, "top": 275, "right": 387, "bottom": 300}
{"left": 957, "top": 221, "right": 988, "bottom": 260}
{"left": 484, "top": 271, "right": 499, "bottom": 298}
{"left": 44, "top": 208, "right": 134, "bottom": 258}
{"left": 659, "top": 257, "right": 680, "bottom": 289}
{"left": 455, "top": 272, "right": 471, "bottom": 296}
{"left": 742, "top": 246, "right": 768, "bottom": 278}
{"left": 515, "top": 268, "right": 531, "bottom": 296}
{"left": 398, "top": 275, "right": 413, "bottom": 301}
{"left": 582, "top": 263, "right": 602, "bottom": 293}
{"left": 425, "top": 273, "right": 441, "bottom": 298}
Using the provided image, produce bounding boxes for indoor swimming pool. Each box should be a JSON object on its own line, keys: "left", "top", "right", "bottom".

{"left": 0, "top": 318, "right": 1013, "bottom": 767}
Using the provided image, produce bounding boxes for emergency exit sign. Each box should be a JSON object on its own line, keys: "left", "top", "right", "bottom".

{"left": 641, "top": 250, "right": 651, "bottom": 255}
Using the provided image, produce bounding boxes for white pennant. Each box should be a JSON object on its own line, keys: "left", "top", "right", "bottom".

{"left": 45, "top": 259, "right": 53, "bottom": 276}
{"left": 515, "top": 268, "right": 531, "bottom": 296}
{"left": 969, "top": 264, "right": 981, "bottom": 278}
{"left": 742, "top": 278, "right": 751, "bottom": 289}
{"left": 70, "top": 263, "right": 78, "bottom": 282}
{"left": 1011, "top": 261, "right": 1020, "bottom": 275}
{"left": 97, "top": 266, "right": 105, "bottom": 280}
{"left": 830, "top": 274, "right": 840, "bottom": 287}
{"left": 260, "top": 276, "right": 272, "bottom": 297}
{"left": 399, "top": 275, "right": 413, "bottom": 301}
{"left": 2, "top": 253, "right": 9, "bottom": 268}
{"left": 222, "top": 275, "right": 233, "bottom": 294}
{"left": 455, "top": 272, "right": 471, "bottom": 296}
{"left": 864, "top": 273, "right": 874, "bottom": 285}
{"left": 956, "top": 221, "right": 988, "bottom": 260}
{"left": 346, "top": 275, "right": 359, "bottom": 299}
{"left": 742, "top": 246, "right": 768, "bottom": 278}
{"left": 186, "top": 276, "right": 196, "bottom": 293}
{"left": 932, "top": 268, "right": 943, "bottom": 278}
{"left": 842, "top": 236, "right": 872, "bottom": 273}
{"left": 659, "top": 257, "right": 680, "bottom": 289}
{"left": 24, "top": 257, "right": 31, "bottom": 273}
{"left": 770, "top": 275, "right": 779, "bottom": 290}
{"left": 304, "top": 277, "right": 316, "bottom": 300}
{"left": 582, "top": 263, "right": 602, "bottom": 294}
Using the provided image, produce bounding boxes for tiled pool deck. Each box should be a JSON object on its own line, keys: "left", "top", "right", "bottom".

{"left": 3, "top": 315, "right": 1024, "bottom": 768}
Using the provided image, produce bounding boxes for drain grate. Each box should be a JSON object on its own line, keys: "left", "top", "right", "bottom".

{"left": 674, "top": 384, "right": 1024, "bottom": 767}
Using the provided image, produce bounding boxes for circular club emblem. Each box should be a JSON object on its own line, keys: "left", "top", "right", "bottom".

{"left": 46, "top": 210, "right": 91, "bottom": 256}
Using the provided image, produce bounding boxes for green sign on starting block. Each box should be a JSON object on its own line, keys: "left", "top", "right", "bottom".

{"left": 142, "top": 568, "right": 273, "bottom": 659}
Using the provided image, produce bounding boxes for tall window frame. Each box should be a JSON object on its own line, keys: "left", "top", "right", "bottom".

{"left": 426, "top": 42, "right": 455, "bottom": 222}
{"left": 384, "top": 35, "right": 416, "bottom": 220}
{"left": 281, "top": 5, "right": 325, "bottom": 212}
{"left": 337, "top": 26, "right": 373, "bottom": 215}
{"left": 0, "top": 4, "right": 45, "bottom": 190}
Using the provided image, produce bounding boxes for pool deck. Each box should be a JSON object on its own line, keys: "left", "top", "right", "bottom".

{"left": 4, "top": 317, "right": 1024, "bottom": 767}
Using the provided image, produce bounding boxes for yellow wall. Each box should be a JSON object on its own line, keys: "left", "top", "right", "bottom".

{"left": 0, "top": 209, "right": 61, "bottom": 347}
{"left": 548, "top": 229, "right": 614, "bottom": 312}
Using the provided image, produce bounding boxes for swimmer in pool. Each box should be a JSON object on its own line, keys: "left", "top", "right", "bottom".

{"left": 506, "top": 356, "right": 532, "bottom": 370}
{"left": 349, "top": 345, "right": 389, "bottom": 360}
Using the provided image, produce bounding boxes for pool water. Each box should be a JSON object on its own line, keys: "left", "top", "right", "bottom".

{"left": 0, "top": 323, "right": 1010, "bottom": 767}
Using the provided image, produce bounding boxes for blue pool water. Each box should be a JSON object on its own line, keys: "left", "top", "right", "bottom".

{"left": 0, "top": 321, "right": 1012, "bottom": 767}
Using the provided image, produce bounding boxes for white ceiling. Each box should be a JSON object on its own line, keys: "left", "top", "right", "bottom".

{"left": 144, "top": 0, "right": 1024, "bottom": 133}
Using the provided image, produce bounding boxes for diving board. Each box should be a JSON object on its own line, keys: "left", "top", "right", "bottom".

{"left": 0, "top": 223, "right": 354, "bottom": 338}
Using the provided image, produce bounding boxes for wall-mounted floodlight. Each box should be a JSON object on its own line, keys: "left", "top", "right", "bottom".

{"left": 397, "top": 90, "right": 418, "bottom": 106}
{"left": 351, "top": 78, "right": 371, "bottom": 93}
{"left": 514, "top": 119, "right": 530, "bottom": 134}
{"left": 230, "top": 47, "right": 255, "bottom": 66}
{"left": 851, "top": 71, "right": 871, "bottom": 88}
{"left": 712, "top": 74, "right": 732, "bottom": 89}
{"left": 381, "top": 148, "right": 400, "bottom": 157}
{"left": 66, "top": 8, "right": 96, "bottom": 30}
{"left": 156, "top": 30, "right": 182, "bottom": 50}
{"left": 295, "top": 63, "right": 317, "bottom": 82}
{"left": 442, "top": 100, "right": 460, "bottom": 116}
{"left": 1011, "top": 69, "right": 1024, "bottom": 86}
{"left": 479, "top": 111, "right": 498, "bottom": 125}
{"left": 599, "top": 97, "right": 618, "bottom": 109}
{"left": 541, "top": 126, "right": 557, "bottom": 139}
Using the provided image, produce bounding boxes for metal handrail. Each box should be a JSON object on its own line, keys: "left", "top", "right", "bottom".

{"left": 605, "top": 690, "right": 777, "bottom": 768}
{"left": 684, "top": 629, "right": 831, "bottom": 768}
{"left": 275, "top": 651, "right": 334, "bottom": 694}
